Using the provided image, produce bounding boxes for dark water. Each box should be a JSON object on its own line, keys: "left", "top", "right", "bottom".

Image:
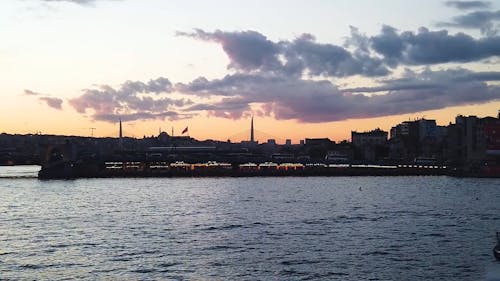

{"left": 1, "top": 166, "right": 500, "bottom": 280}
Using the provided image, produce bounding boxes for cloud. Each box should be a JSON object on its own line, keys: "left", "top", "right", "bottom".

{"left": 39, "top": 97, "right": 63, "bottom": 110}
{"left": 438, "top": 10, "right": 500, "bottom": 36}
{"left": 93, "top": 111, "right": 192, "bottom": 123}
{"left": 341, "top": 68, "right": 500, "bottom": 93}
{"left": 176, "top": 68, "right": 500, "bottom": 122}
{"left": 178, "top": 29, "right": 390, "bottom": 78}
{"left": 180, "top": 27, "right": 500, "bottom": 78}
{"left": 186, "top": 97, "right": 251, "bottom": 119}
{"left": 370, "top": 25, "right": 500, "bottom": 65}
{"left": 68, "top": 68, "right": 500, "bottom": 124}
{"left": 40, "top": 0, "right": 111, "bottom": 5}
{"left": 68, "top": 77, "right": 193, "bottom": 122}
{"left": 441, "top": 1, "right": 499, "bottom": 36}
{"left": 65, "top": 27, "right": 500, "bottom": 125}
{"left": 23, "top": 89, "right": 41, "bottom": 96}
{"left": 445, "top": 1, "right": 491, "bottom": 10}
{"left": 24, "top": 89, "right": 64, "bottom": 110}
{"left": 177, "top": 29, "right": 282, "bottom": 72}
{"left": 283, "top": 33, "right": 389, "bottom": 77}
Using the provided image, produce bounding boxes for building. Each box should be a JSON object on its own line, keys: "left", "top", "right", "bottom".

{"left": 305, "top": 138, "right": 334, "bottom": 146}
{"left": 390, "top": 119, "right": 439, "bottom": 140}
{"left": 389, "top": 119, "right": 445, "bottom": 162}
{"left": 417, "top": 119, "right": 438, "bottom": 141}
{"left": 351, "top": 128, "right": 387, "bottom": 146}
{"left": 390, "top": 122, "right": 410, "bottom": 139}
{"left": 302, "top": 138, "right": 335, "bottom": 161}
{"left": 351, "top": 129, "right": 388, "bottom": 162}
{"left": 445, "top": 114, "right": 500, "bottom": 167}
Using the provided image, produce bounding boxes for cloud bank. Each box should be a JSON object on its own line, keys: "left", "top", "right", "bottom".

{"left": 178, "top": 27, "right": 500, "bottom": 76}
{"left": 176, "top": 68, "right": 500, "bottom": 122}
{"left": 177, "top": 29, "right": 390, "bottom": 78}
{"left": 60, "top": 67, "right": 500, "bottom": 123}
{"left": 68, "top": 77, "right": 193, "bottom": 122}
{"left": 30, "top": 18, "right": 500, "bottom": 123}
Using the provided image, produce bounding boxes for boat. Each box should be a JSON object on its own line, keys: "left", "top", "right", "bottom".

{"left": 38, "top": 159, "right": 75, "bottom": 179}
{"left": 494, "top": 232, "right": 500, "bottom": 261}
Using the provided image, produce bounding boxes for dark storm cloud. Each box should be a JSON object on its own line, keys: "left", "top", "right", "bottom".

{"left": 39, "top": 96, "right": 63, "bottom": 110}
{"left": 68, "top": 77, "right": 192, "bottom": 122}
{"left": 445, "top": 1, "right": 491, "bottom": 10}
{"left": 370, "top": 25, "right": 500, "bottom": 65}
{"left": 177, "top": 68, "right": 500, "bottom": 122}
{"left": 177, "top": 29, "right": 390, "bottom": 77}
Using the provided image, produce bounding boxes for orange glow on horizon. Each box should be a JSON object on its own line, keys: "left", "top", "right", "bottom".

{"left": 3, "top": 101, "right": 499, "bottom": 145}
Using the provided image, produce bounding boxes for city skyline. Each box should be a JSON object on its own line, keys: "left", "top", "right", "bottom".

{"left": 2, "top": 0, "right": 500, "bottom": 142}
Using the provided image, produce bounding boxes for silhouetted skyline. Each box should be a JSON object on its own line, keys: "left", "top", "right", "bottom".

{"left": 1, "top": 1, "right": 500, "bottom": 142}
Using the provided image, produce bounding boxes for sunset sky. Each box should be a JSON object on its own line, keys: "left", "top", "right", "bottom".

{"left": 1, "top": 0, "right": 500, "bottom": 143}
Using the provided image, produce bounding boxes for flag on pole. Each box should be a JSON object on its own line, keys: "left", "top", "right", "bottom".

{"left": 181, "top": 126, "right": 188, "bottom": 134}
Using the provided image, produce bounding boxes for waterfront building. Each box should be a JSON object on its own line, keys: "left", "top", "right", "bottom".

{"left": 351, "top": 129, "right": 388, "bottom": 163}
{"left": 389, "top": 119, "right": 446, "bottom": 163}
{"left": 448, "top": 114, "right": 500, "bottom": 166}
{"left": 351, "top": 128, "right": 387, "bottom": 146}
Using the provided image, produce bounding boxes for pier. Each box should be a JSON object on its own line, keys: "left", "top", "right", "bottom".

{"left": 39, "top": 160, "right": 449, "bottom": 179}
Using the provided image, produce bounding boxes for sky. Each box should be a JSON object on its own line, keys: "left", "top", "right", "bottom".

{"left": 1, "top": 0, "right": 500, "bottom": 143}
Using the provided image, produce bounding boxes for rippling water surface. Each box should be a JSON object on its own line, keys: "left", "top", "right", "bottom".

{"left": 1, "top": 166, "right": 500, "bottom": 280}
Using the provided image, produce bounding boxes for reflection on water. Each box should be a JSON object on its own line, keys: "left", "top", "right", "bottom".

{"left": 0, "top": 165, "right": 40, "bottom": 178}
{"left": 0, "top": 169, "right": 499, "bottom": 280}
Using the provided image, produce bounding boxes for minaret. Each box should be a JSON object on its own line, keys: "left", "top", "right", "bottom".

{"left": 250, "top": 116, "right": 255, "bottom": 143}
{"left": 119, "top": 118, "right": 123, "bottom": 149}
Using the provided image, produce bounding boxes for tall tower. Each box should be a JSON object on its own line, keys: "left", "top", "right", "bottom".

{"left": 119, "top": 118, "right": 123, "bottom": 149}
{"left": 250, "top": 116, "right": 255, "bottom": 143}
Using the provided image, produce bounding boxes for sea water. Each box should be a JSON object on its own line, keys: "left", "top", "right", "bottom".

{"left": 1, "top": 166, "right": 500, "bottom": 280}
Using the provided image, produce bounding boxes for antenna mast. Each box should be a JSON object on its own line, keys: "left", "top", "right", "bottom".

{"left": 250, "top": 116, "right": 255, "bottom": 142}
{"left": 119, "top": 118, "right": 123, "bottom": 149}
